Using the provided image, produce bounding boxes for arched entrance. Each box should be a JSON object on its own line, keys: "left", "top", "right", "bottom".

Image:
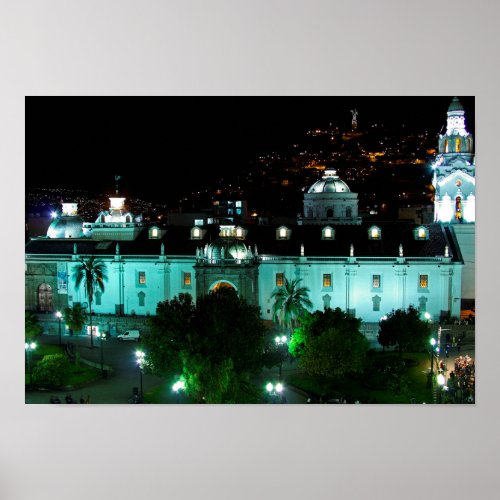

{"left": 38, "top": 283, "right": 53, "bottom": 312}
{"left": 209, "top": 280, "right": 238, "bottom": 293}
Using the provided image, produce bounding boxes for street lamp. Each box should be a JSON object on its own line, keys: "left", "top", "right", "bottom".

{"left": 25, "top": 342, "right": 37, "bottom": 388}
{"left": 96, "top": 331, "right": 106, "bottom": 378}
{"left": 428, "top": 337, "right": 437, "bottom": 387}
{"left": 135, "top": 350, "right": 146, "bottom": 401}
{"left": 275, "top": 335, "right": 288, "bottom": 379}
{"left": 437, "top": 373, "right": 446, "bottom": 403}
{"left": 172, "top": 379, "right": 186, "bottom": 403}
{"left": 55, "top": 311, "right": 62, "bottom": 346}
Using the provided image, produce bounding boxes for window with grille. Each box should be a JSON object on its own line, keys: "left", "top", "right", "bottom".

{"left": 323, "top": 274, "right": 332, "bottom": 288}
{"left": 183, "top": 272, "right": 192, "bottom": 286}
{"left": 372, "top": 275, "right": 381, "bottom": 289}
{"left": 138, "top": 272, "right": 146, "bottom": 285}
{"left": 276, "top": 273, "right": 284, "bottom": 287}
{"left": 419, "top": 274, "right": 428, "bottom": 289}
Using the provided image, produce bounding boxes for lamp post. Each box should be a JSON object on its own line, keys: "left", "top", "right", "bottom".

{"left": 428, "top": 337, "right": 437, "bottom": 387}
{"left": 96, "top": 332, "right": 106, "bottom": 378}
{"left": 275, "top": 335, "right": 288, "bottom": 379}
{"left": 437, "top": 373, "right": 446, "bottom": 403}
{"left": 25, "top": 342, "right": 37, "bottom": 388}
{"left": 135, "top": 350, "right": 145, "bottom": 401}
{"left": 55, "top": 311, "right": 62, "bottom": 346}
{"left": 172, "top": 379, "right": 186, "bottom": 403}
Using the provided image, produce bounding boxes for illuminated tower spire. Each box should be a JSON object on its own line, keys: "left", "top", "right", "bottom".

{"left": 433, "top": 97, "right": 475, "bottom": 223}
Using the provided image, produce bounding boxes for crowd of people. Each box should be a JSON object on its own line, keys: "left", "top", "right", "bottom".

{"left": 444, "top": 355, "right": 475, "bottom": 404}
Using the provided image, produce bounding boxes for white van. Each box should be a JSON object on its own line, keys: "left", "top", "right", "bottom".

{"left": 117, "top": 330, "right": 141, "bottom": 341}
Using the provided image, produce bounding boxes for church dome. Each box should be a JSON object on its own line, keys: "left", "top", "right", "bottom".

{"left": 448, "top": 97, "right": 464, "bottom": 113}
{"left": 206, "top": 238, "right": 251, "bottom": 262}
{"left": 47, "top": 215, "right": 85, "bottom": 239}
{"left": 307, "top": 170, "right": 351, "bottom": 194}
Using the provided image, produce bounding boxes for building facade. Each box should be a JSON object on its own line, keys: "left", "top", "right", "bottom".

{"left": 25, "top": 98, "right": 472, "bottom": 336}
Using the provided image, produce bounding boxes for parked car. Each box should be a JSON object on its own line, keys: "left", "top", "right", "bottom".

{"left": 117, "top": 330, "right": 141, "bottom": 341}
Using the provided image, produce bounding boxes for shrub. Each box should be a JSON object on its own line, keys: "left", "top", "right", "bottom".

{"left": 32, "top": 354, "right": 71, "bottom": 387}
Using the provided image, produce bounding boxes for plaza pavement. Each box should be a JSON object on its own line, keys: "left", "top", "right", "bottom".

{"left": 25, "top": 334, "right": 308, "bottom": 404}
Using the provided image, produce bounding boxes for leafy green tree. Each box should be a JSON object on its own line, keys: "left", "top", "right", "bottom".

{"left": 73, "top": 256, "right": 107, "bottom": 348}
{"left": 143, "top": 288, "right": 266, "bottom": 403}
{"left": 32, "top": 354, "right": 71, "bottom": 387}
{"left": 25, "top": 311, "right": 43, "bottom": 341}
{"left": 63, "top": 304, "right": 88, "bottom": 337}
{"left": 271, "top": 277, "right": 312, "bottom": 337}
{"left": 290, "top": 308, "right": 369, "bottom": 378}
{"left": 377, "top": 305, "right": 432, "bottom": 356}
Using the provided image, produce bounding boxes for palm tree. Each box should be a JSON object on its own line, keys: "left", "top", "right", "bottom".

{"left": 73, "top": 256, "right": 107, "bottom": 348}
{"left": 63, "top": 304, "right": 88, "bottom": 337}
{"left": 271, "top": 277, "right": 313, "bottom": 337}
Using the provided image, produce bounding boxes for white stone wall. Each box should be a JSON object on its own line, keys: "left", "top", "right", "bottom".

{"left": 29, "top": 253, "right": 462, "bottom": 323}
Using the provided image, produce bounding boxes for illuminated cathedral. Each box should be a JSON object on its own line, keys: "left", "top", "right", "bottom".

{"left": 25, "top": 98, "right": 474, "bottom": 341}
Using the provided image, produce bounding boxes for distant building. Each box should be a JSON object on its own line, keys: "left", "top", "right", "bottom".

{"left": 398, "top": 206, "right": 434, "bottom": 225}
{"left": 298, "top": 170, "right": 361, "bottom": 225}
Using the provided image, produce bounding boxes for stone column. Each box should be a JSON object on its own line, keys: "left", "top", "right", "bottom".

{"left": 345, "top": 264, "right": 357, "bottom": 315}
{"left": 394, "top": 264, "right": 407, "bottom": 310}
{"left": 440, "top": 267, "right": 453, "bottom": 319}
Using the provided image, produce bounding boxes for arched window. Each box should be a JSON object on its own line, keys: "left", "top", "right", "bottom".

{"left": 468, "top": 137, "right": 473, "bottom": 152}
{"left": 100, "top": 214, "right": 105, "bottom": 223}
{"left": 138, "top": 291, "right": 145, "bottom": 307}
{"left": 322, "top": 226, "right": 335, "bottom": 240}
{"left": 368, "top": 226, "right": 381, "bottom": 240}
{"left": 125, "top": 215, "right": 131, "bottom": 223}
{"left": 455, "top": 138, "right": 461, "bottom": 152}
{"left": 326, "top": 208, "right": 334, "bottom": 218}
{"left": 414, "top": 226, "right": 429, "bottom": 240}
{"left": 455, "top": 196, "right": 463, "bottom": 221}
{"left": 346, "top": 206, "right": 352, "bottom": 218}
{"left": 444, "top": 139, "right": 449, "bottom": 153}
{"left": 38, "top": 283, "right": 53, "bottom": 312}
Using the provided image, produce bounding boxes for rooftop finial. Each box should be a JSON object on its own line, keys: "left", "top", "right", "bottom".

{"left": 160, "top": 242, "right": 165, "bottom": 256}
{"left": 116, "top": 242, "right": 120, "bottom": 255}
{"left": 350, "top": 244, "right": 354, "bottom": 257}
{"left": 399, "top": 243, "right": 404, "bottom": 257}
{"left": 115, "top": 174, "right": 121, "bottom": 195}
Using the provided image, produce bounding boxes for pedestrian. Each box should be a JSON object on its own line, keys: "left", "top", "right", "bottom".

{"left": 85, "top": 394, "right": 91, "bottom": 404}
{"left": 457, "top": 337, "right": 461, "bottom": 352}
{"left": 65, "top": 394, "right": 73, "bottom": 404}
{"left": 80, "top": 395, "right": 85, "bottom": 404}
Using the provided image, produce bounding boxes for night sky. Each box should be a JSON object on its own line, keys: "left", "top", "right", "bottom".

{"left": 26, "top": 97, "right": 475, "bottom": 202}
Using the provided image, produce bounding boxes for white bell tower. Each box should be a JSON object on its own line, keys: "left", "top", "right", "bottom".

{"left": 433, "top": 97, "right": 475, "bottom": 224}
